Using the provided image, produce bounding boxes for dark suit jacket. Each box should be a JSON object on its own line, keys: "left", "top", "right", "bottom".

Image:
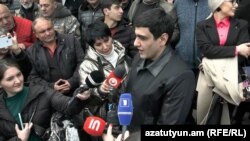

{"left": 196, "top": 17, "right": 249, "bottom": 59}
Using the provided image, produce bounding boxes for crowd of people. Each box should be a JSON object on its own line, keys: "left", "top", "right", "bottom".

{"left": 0, "top": 0, "right": 250, "bottom": 141}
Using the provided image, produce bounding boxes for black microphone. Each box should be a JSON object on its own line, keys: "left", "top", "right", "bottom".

{"left": 67, "top": 71, "right": 105, "bottom": 108}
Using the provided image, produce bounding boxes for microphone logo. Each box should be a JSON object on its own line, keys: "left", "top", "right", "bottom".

{"left": 88, "top": 119, "right": 101, "bottom": 131}
{"left": 121, "top": 99, "right": 128, "bottom": 107}
{"left": 108, "top": 78, "right": 118, "bottom": 87}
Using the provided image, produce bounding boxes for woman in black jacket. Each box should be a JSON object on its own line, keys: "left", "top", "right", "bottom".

{"left": 196, "top": 0, "right": 250, "bottom": 124}
{"left": 0, "top": 59, "right": 87, "bottom": 141}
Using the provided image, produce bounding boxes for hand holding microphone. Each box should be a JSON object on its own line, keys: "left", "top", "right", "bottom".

{"left": 118, "top": 93, "right": 133, "bottom": 141}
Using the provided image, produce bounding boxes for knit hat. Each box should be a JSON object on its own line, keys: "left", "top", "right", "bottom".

{"left": 208, "top": 0, "right": 224, "bottom": 13}
{"left": 207, "top": 0, "right": 225, "bottom": 19}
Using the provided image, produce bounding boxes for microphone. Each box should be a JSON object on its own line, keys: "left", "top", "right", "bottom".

{"left": 118, "top": 93, "right": 133, "bottom": 140}
{"left": 83, "top": 116, "right": 106, "bottom": 136}
{"left": 67, "top": 71, "right": 105, "bottom": 110}
{"left": 106, "top": 65, "right": 126, "bottom": 104}
{"left": 105, "top": 65, "right": 126, "bottom": 133}
{"left": 86, "top": 70, "right": 105, "bottom": 88}
{"left": 106, "top": 65, "right": 126, "bottom": 89}
{"left": 117, "top": 93, "right": 133, "bottom": 126}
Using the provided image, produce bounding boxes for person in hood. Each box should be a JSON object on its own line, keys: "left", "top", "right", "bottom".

{"left": 38, "top": 0, "right": 81, "bottom": 40}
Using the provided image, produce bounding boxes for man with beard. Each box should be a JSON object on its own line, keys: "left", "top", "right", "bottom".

{"left": 38, "top": 0, "right": 81, "bottom": 40}
{"left": 15, "top": 0, "right": 39, "bottom": 21}
{"left": 27, "top": 17, "right": 84, "bottom": 96}
{"left": 0, "top": 4, "right": 36, "bottom": 48}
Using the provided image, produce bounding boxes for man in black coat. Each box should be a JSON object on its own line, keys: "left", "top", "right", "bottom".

{"left": 99, "top": 8, "right": 195, "bottom": 132}
{"left": 27, "top": 17, "right": 84, "bottom": 96}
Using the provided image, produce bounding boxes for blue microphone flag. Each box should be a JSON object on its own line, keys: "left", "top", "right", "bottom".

{"left": 117, "top": 93, "right": 133, "bottom": 126}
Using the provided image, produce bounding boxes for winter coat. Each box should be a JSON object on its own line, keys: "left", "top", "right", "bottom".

{"left": 0, "top": 83, "right": 83, "bottom": 141}
{"left": 27, "top": 33, "right": 84, "bottom": 91}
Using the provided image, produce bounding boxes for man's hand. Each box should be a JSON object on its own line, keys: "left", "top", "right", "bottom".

{"left": 54, "top": 79, "right": 71, "bottom": 94}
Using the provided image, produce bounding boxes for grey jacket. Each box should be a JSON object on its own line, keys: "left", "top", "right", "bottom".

{"left": 41, "top": 3, "right": 81, "bottom": 40}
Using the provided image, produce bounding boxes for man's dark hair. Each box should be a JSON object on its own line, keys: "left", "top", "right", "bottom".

{"left": 85, "top": 21, "right": 111, "bottom": 47}
{"left": 101, "top": 0, "right": 123, "bottom": 10}
{"left": 134, "top": 8, "right": 174, "bottom": 44}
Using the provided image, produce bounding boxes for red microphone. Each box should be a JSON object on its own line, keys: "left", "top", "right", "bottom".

{"left": 106, "top": 65, "right": 126, "bottom": 89}
{"left": 83, "top": 116, "right": 106, "bottom": 136}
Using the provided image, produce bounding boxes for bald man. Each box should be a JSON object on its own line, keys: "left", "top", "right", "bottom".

{"left": 0, "top": 4, "right": 36, "bottom": 48}
{"left": 38, "top": 0, "right": 81, "bottom": 40}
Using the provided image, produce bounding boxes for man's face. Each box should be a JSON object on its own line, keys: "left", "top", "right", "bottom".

{"left": 20, "top": 0, "right": 33, "bottom": 9}
{"left": 39, "top": 0, "right": 56, "bottom": 17}
{"left": 34, "top": 19, "right": 56, "bottom": 43}
{"left": 0, "top": 9, "right": 15, "bottom": 32}
{"left": 104, "top": 4, "right": 123, "bottom": 22}
{"left": 134, "top": 27, "right": 166, "bottom": 61}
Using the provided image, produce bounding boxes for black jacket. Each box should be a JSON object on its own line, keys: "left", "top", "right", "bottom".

{"left": 99, "top": 17, "right": 138, "bottom": 58}
{"left": 0, "top": 83, "right": 83, "bottom": 141}
{"left": 196, "top": 17, "right": 249, "bottom": 59}
{"left": 27, "top": 33, "right": 84, "bottom": 91}
{"left": 124, "top": 47, "right": 195, "bottom": 130}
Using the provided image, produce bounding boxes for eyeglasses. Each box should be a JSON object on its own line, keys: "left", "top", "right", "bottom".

{"left": 224, "top": 0, "right": 239, "bottom": 4}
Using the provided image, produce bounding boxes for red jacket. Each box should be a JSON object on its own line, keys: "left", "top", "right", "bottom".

{"left": 12, "top": 16, "right": 36, "bottom": 48}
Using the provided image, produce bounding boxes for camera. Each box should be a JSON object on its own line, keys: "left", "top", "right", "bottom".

{"left": 0, "top": 36, "right": 13, "bottom": 49}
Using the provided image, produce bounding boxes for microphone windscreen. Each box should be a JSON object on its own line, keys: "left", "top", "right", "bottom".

{"left": 114, "top": 65, "right": 126, "bottom": 79}
{"left": 83, "top": 116, "right": 106, "bottom": 136}
{"left": 117, "top": 93, "right": 133, "bottom": 126}
{"left": 85, "top": 71, "right": 105, "bottom": 88}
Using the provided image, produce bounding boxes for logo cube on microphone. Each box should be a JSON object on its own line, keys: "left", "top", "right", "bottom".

{"left": 83, "top": 116, "right": 106, "bottom": 136}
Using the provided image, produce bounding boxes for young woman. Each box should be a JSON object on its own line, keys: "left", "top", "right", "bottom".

{"left": 0, "top": 59, "right": 87, "bottom": 141}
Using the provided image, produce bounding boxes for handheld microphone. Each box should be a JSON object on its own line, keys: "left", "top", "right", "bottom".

{"left": 106, "top": 65, "right": 126, "bottom": 104}
{"left": 106, "top": 65, "right": 126, "bottom": 89}
{"left": 118, "top": 93, "right": 133, "bottom": 126}
{"left": 118, "top": 93, "right": 133, "bottom": 140}
{"left": 68, "top": 71, "right": 105, "bottom": 108}
{"left": 83, "top": 116, "right": 106, "bottom": 136}
{"left": 86, "top": 71, "right": 105, "bottom": 88}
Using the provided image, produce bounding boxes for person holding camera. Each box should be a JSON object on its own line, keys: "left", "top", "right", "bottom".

{"left": 0, "top": 32, "right": 32, "bottom": 82}
{"left": 0, "top": 4, "right": 36, "bottom": 49}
